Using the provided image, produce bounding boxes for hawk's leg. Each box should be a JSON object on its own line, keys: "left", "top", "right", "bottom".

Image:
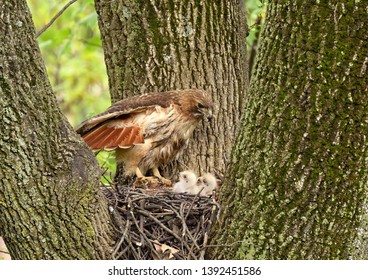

{"left": 135, "top": 167, "right": 144, "bottom": 178}
{"left": 152, "top": 167, "right": 172, "bottom": 185}
{"left": 133, "top": 167, "right": 171, "bottom": 187}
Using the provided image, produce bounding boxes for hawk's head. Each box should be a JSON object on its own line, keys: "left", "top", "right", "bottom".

{"left": 179, "top": 89, "right": 213, "bottom": 121}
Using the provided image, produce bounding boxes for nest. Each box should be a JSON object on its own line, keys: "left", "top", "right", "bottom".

{"left": 103, "top": 178, "right": 220, "bottom": 260}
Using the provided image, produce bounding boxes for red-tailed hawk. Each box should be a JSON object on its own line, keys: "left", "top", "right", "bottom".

{"left": 172, "top": 170, "right": 197, "bottom": 193}
{"left": 76, "top": 89, "right": 213, "bottom": 181}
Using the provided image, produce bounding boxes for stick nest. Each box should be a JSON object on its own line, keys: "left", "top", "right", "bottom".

{"left": 103, "top": 179, "right": 220, "bottom": 260}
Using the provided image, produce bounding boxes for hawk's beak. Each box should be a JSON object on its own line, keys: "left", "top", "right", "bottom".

{"left": 206, "top": 109, "right": 213, "bottom": 121}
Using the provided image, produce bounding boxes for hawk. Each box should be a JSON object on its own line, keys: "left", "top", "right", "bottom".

{"left": 75, "top": 89, "right": 213, "bottom": 181}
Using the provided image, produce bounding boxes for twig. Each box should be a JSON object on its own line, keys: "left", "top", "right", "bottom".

{"left": 179, "top": 203, "right": 201, "bottom": 260}
{"left": 200, "top": 215, "right": 208, "bottom": 260}
{"left": 36, "top": 0, "right": 78, "bottom": 38}
{"left": 184, "top": 188, "right": 204, "bottom": 220}
{"left": 112, "top": 220, "right": 130, "bottom": 259}
{"left": 105, "top": 185, "right": 220, "bottom": 260}
{"left": 136, "top": 207, "right": 196, "bottom": 259}
{"left": 114, "top": 245, "right": 130, "bottom": 260}
{"left": 136, "top": 209, "right": 182, "bottom": 241}
{"left": 188, "top": 220, "right": 203, "bottom": 259}
{"left": 179, "top": 202, "right": 201, "bottom": 250}
{"left": 139, "top": 200, "right": 145, "bottom": 246}
{"left": 131, "top": 205, "right": 161, "bottom": 260}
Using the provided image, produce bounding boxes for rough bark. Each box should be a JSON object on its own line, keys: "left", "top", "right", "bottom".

{"left": 210, "top": 1, "right": 368, "bottom": 259}
{"left": 94, "top": 0, "right": 248, "bottom": 178}
{"left": 0, "top": 0, "right": 115, "bottom": 259}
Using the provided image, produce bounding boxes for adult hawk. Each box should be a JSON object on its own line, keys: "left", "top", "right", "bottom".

{"left": 75, "top": 89, "right": 213, "bottom": 181}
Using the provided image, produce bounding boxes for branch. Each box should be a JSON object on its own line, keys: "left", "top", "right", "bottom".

{"left": 36, "top": 0, "right": 78, "bottom": 38}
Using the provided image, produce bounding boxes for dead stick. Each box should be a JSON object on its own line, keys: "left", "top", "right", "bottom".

{"left": 36, "top": 0, "right": 78, "bottom": 38}
{"left": 112, "top": 220, "right": 130, "bottom": 259}
{"left": 184, "top": 188, "right": 204, "bottom": 220}
{"left": 136, "top": 209, "right": 196, "bottom": 259}
{"left": 130, "top": 204, "right": 161, "bottom": 259}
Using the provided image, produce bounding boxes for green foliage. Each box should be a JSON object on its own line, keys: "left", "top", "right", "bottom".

{"left": 245, "top": 0, "right": 268, "bottom": 49}
{"left": 97, "top": 151, "right": 116, "bottom": 185}
{"left": 27, "top": 0, "right": 110, "bottom": 126}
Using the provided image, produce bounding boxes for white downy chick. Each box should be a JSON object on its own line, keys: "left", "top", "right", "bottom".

{"left": 195, "top": 173, "right": 217, "bottom": 196}
{"left": 172, "top": 170, "right": 197, "bottom": 193}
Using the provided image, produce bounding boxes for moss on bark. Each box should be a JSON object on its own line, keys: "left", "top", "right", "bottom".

{"left": 210, "top": 0, "right": 368, "bottom": 259}
{"left": 0, "top": 0, "right": 115, "bottom": 259}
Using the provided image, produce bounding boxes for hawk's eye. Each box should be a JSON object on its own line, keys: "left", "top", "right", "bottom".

{"left": 197, "top": 178, "right": 201, "bottom": 183}
{"left": 197, "top": 103, "right": 205, "bottom": 109}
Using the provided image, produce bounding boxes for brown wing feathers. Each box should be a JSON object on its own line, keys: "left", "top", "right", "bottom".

{"left": 82, "top": 123, "right": 143, "bottom": 151}
{"left": 117, "top": 126, "right": 144, "bottom": 148}
{"left": 76, "top": 89, "right": 210, "bottom": 153}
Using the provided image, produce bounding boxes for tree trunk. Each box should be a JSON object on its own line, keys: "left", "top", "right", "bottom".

{"left": 0, "top": 0, "right": 115, "bottom": 259}
{"left": 210, "top": 1, "right": 368, "bottom": 259}
{"left": 94, "top": 0, "right": 248, "bottom": 178}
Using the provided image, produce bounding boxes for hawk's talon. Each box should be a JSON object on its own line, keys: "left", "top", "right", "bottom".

{"left": 156, "top": 176, "right": 172, "bottom": 185}
{"left": 133, "top": 176, "right": 171, "bottom": 188}
{"left": 152, "top": 167, "right": 172, "bottom": 185}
